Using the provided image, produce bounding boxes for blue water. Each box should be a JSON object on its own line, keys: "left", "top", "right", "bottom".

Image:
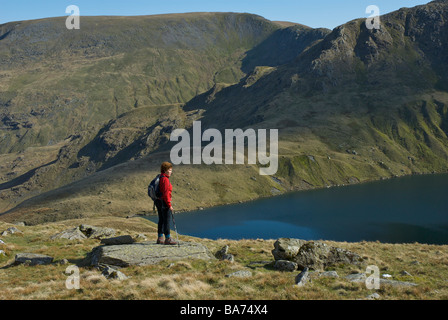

{"left": 147, "top": 173, "right": 448, "bottom": 244}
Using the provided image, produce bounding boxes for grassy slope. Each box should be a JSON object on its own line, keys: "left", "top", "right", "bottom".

{"left": 0, "top": 217, "right": 447, "bottom": 300}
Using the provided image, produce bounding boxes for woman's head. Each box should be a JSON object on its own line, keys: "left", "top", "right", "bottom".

{"left": 161, "top": 162, "right": 173, "bottom": 175}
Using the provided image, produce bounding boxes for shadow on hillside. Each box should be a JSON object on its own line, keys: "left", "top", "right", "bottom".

{"left": 0, "top": 159, "right": 58, "bottom": 191}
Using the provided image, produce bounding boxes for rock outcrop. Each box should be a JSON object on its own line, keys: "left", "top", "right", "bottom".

{"left": 272, "top": 238, "right": 363, "bottom": 271}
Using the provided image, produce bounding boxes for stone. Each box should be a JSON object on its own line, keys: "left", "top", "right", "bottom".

{"left": 225, "top": 270, "right": 252, "bottom": 278}
{"left": 294, "top": 241, "right": 363, "bottom": 271}
{"left": 100, "top": 235, "right": 135, "bottom": 246}
{"left": 0, "top": 239, "right": 5, "bottom": 244}
{"left": 366, "top": 293, "right": 381, "bottom": 300}
{"left": 0, "top": 250, "right": 5, "bottom": 256}
{"left": 50, "top": 227, "right": 87, "bottom": 241}
{"left": 7, "top": 227, "right": 22, "bottom": 234}
{"left": 215, "top": 245, "right": 229, "bottom": 259}
{"left": 346, "top": 273, "right": 417, "bottom": 287}
{"left": 1, "top": 227, "right": 23, "bottom": 236}
{"left": 273, "top": 260, "right": 298, "bottom": 272}
{"left": 88, "top": 241, "right": 215, "bottom": 267}
{"left": 80, "top": 224, "right": 116, "bottom": 239}
{"left": 15, "top": 253, "right": 54, "bottom": 266}
{"left": 222, "top": 254, "right": 234, "bottom": 262}
{"left": 272, "top": 238, "right": 307, "bottom": 261}
{"left": 215, "top": 245, "right": 234, "bottom": 262}
{"left": 380, "top": 279, "right": 418, "bottom": 287}
{"left": 400, "top": 270, "right": 412, "bottom": 276}
{"left": 317, "top": 271, "right": 339, "bottom": 278}
{"left": 295, "top": 268, "right": 310, "bottom": 287}
{"left": 102, "top": 266, "right": 129, "bottom": 281}
{"left": 135, "top": 234, "right": 147, "bottom": 241}
{"left": 272, "top": 239, "right": 363, "bottom": 271}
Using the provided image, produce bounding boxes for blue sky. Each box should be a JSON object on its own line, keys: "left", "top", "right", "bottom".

{"left": 0, "top": 0, "right": 431, "bottom": 29}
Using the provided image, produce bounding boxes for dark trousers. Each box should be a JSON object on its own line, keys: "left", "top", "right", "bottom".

{"left": 155, "top": 199, "right": 171, "bottom": 237}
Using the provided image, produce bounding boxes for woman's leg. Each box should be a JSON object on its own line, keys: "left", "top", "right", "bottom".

{"left": 155, "top": 199, "right": 165, "bottom": 238}
{"left": 161, "top": 204, "right": 171, "bottom": 237}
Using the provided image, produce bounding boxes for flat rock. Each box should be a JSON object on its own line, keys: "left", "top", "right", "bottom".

{"left": 225, "top": 270, "right": 252, "bottom": 278}
{"left": 346, "top": 273, "right": 417, "bottom": 287}
{"left": 88, "top": 241, "right": 215, "bottom": 267}
{"left": 15, "top": 253, "right": 54, "bottom": 266}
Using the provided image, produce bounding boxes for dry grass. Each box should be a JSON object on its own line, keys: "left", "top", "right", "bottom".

{"left": 1, "top": 217, "right": 448, "bottom": 300}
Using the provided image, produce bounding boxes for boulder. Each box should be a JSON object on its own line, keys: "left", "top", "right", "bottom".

{"left": 15, "top": 253, "right": 54, "bottom": 266}
{"left": 273, "top": 260, "right": 298, "bottom": 272}
{"left": 294, "top": 241, "right": 363, "bottom": 271}
{"left": 1, "top": 227, "right": 23, "bottom": 236}
{"left": 88, "top": 241, "right": 215, "bottom": 267}
{"left": 272, "top": 239, "right": 363, "bottom": 271}
{"left": 366, "top": 293, "right": 381, "bottom": 300}
{"left": 50, "top": 227, "right": 87, "bottom": 241}
{"left": 272, "top": 238, "right": 306, "bottom": 261}
{"left": 80, "top": 224, "right": 116, "bottom": 239}
{"left": 295, "top": 268, "right": 311, "bottom": 287}
{"left": 215, "top": 245, "right": 234, "bottom": 262}
{"left": 102, "top": 266, "right": 129, "bottom": 281}
{"left": 51, "top": 225, "right": 116, "bottom": 241}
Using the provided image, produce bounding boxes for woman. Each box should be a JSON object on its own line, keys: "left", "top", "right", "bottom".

{"left": 155, "top": 162, "right": 177, "bottom": 245}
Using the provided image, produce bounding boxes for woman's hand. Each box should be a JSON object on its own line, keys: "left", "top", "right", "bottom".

{"left": 169, "top": 206, "right": 174, "bottom": 211}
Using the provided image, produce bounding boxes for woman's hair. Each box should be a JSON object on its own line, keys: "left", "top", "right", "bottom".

{"left": 161, "top": 161, "right": 173, "bottom": 173}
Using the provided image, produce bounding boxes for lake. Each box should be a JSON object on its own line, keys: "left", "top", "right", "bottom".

{"left": 147, "top": 173, "right": 448, "bottom": 244}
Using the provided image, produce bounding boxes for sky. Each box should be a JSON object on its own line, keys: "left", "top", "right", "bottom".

{"left": 0, "top": 0, "right": 432, "bottom": 30}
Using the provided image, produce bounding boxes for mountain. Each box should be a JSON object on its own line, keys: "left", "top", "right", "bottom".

{"left": 1, "top": 1, "right": 448, "bottom": 225}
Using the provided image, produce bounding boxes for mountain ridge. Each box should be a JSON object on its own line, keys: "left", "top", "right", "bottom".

{"left": 2, "top": 2, "right": 448, "bottom": 225}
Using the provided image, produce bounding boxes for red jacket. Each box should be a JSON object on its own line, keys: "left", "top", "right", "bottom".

{"left": 159, "top": 173, "right": 172, "bottom": 208}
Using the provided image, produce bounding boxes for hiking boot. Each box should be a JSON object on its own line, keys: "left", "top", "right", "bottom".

{"left": 157, "top": 237, "right": 164, "bottom": 244}
{"left": 164, "top": 238, "right": 177, "bottom": 245}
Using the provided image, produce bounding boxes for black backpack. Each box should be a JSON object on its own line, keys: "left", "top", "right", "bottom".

{"left": 148, "top": 174, "right": 161, "bottom": 201}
